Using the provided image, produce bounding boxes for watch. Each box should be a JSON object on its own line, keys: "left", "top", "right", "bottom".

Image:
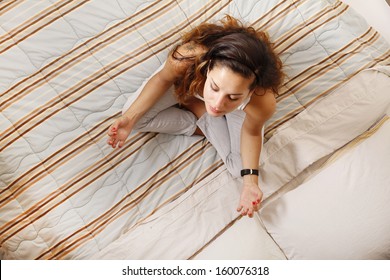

{"left": 240, "top": 169, "right": 259, "bottom": 177}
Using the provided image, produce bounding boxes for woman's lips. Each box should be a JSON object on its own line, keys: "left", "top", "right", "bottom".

{"left": 209, "top": 105, "right": 223, "bottom": 115}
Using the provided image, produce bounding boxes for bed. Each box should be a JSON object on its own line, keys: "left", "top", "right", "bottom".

{"left": 1, "top": 0, "right": 389, "bottom": 260}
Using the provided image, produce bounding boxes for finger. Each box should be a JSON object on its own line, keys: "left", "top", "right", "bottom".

{"left": 237, "top": 205, "right": 243, "bottom": 212}
{"left": 110, "top": 120, "right": 120, "bottom": 132}
{"left": 107, "top": 136, "right": 115, "bottom": 146}
{"left": 108, "top": 128, "right": 115, "bottom": 137}
{"left": 111, "top": 138, "right": 119, "bottom": 148}
{"left": 108, "top": 123, "right": 118, "bottom": 137}
{"left": 118, "top": 140, "right": 125, "bottom": 148}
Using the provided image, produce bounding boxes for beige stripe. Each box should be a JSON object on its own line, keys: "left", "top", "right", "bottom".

{"left": 0, "top": 0, "right": 90, "bottom": 54}
{"left": 0, "top": 0, "right": 229, "bottom": 208}
{"left": 253, "top": 0, "right": 305, "bottom": 32}
{"left": 279, "top": 6, "right": 349, "bottom": 55}
{"left": 0, "top": 0, "right": 24, "bottom": 16}
{"left": 2, "top": 0, "right": 229, "bottom": 244}
{"left": 278, "top": 27, "right": 375, "bottom": 99}
{"left": 48, "top": 156, "right": 222, "bottom": 260}
{"left": 38, "top": 141, "right": 218, "bottom": 259}
{"left": 0, "top": 0, "right": 222, "bottom": 108}
{"left": 38, "top": 2, "right": 234, "bottom": 254}
{"left": 0, "top": 0, "right": 228, "bottom": 152}
{"left": 0, "top": 114, "right": 118, "bottom": 207}
{"left": 47, "top": 148, "right": 220, "bottom": 260}
{"left": 250, "top": 1, "right": 351, "bottom": 134}
{"left": 0, "top": 0, "right": 176, "bottom": 108}
{"left": 293, "top": 34, "right": 385, "bottom": 106}
{"left": 0, "top": 0, "right": 71, "bottom": 43}
{"left": 0, "top": 46, "right": 161, "bottom": 151}
{"left": 290, "top": 41, "right": 388, "bottom": 108}
{"left": 265, "top": 50, "right": 390, "bottom": 138}
{"left": 266, "top": 28, "right": 383, "bottom": 135}
{"left": 0, "top": 0, "right": 179, "bottom": 202}
{"left": 279, "top": 29, "right": 379, "bottom": 102}
{"left": 274, "top": 1, "right": 345, "bottom": 53}
{"left": 0, "top": 132, "right": 156, "bottom": 244}
{"left": 0, "top": 0, "right": 227, "bottom": 204}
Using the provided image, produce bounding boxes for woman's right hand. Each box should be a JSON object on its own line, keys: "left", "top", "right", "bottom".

{"left": 107, "top": 116, "right": 133, "bottom": 148}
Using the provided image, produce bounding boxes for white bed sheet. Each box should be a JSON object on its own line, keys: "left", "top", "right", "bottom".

{"left": 260, "top": 115, "right": 390, "bottom": 259}
{"left": 342, "top": 0, "right": 390, "bottom": 43}
{"left": 193, "top": 216, "right": 286, "bottom": 260}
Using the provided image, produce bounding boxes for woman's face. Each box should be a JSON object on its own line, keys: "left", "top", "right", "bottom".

{"left": 203, "top": 64, "right": 254, "bottom": 117}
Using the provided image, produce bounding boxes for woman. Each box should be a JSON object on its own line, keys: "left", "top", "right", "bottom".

{"left": 107, "top": 16, "right": 283, "bottom": 218}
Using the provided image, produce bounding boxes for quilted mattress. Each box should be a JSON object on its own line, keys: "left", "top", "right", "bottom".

{"left": 1, "top": 0, "right": 389, "bottom": 259}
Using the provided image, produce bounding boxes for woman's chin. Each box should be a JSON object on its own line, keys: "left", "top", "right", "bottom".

{"left": 206, "top": 110, "right": 224, "bottom": 117}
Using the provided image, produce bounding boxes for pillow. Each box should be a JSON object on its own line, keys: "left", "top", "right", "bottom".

{"left": 259, "top": 67, "right": 390, "bottom": 198}
{"left": 259, "top": 116, "right": 390, "bottom": 259}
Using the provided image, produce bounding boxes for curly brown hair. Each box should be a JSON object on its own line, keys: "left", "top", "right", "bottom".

{"left": 172, "top": 15, "right": 283, "bottom": 104}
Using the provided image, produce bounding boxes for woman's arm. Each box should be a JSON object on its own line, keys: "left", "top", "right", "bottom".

{"left": 107, "top": 53, "right": 188, "bottom": 148}
{"left": 237, "top": 89, "right": 276, "bottom": 217}
{"left": 107, "top": 42, "right": 204, "bottom": 148}
{"left": 121, "top": 67, "right": 175, "bottom": 125}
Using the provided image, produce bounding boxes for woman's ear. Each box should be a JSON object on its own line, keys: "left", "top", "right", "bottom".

{"left": 252, "top": 87, "right": 266, "bottom": 96}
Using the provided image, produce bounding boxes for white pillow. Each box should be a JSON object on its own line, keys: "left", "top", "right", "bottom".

{"left": 260, "top": 67, "right": 390, "bottom": 197}
{"left": 259, "top": 116, "right": 390, "bottom": 259}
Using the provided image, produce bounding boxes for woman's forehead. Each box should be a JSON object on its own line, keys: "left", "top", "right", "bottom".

{"left": 208, "top": 65, "right": 253, "bottom": 94}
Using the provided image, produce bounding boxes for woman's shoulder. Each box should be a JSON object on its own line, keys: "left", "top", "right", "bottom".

{"left": 246, "top": 89, "right": 276, "bottom": 122}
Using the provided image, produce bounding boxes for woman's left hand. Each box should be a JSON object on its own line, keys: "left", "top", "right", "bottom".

{"left": 237, "top": 182, "right": 263, "bottom": 218}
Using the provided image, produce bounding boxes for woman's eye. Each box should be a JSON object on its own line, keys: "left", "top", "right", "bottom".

{"left": 228, "top": 95, "right": 239, "bottom": 101}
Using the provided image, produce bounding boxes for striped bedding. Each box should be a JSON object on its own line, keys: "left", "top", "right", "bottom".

{"left": 1, "top": 0, "right": 389, "bottom": 259}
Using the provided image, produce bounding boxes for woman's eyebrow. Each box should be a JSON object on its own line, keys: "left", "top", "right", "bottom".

{"left": 211, "top": 78, "right": 244, "bottom": 96}
{"left": 210, "top": 78, "right": 219, "bottom": 89}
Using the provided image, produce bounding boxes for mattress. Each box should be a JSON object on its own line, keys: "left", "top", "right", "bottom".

{"left": 1, "top": 0, "right": 389, "bottom": 260}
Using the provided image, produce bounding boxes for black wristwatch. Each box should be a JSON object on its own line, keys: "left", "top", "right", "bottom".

{"left": 240, "top": 169, "right": 259, "bottom": 177}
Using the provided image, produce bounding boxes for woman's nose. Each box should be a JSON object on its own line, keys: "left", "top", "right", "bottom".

{"left": 215, "top": 94, "right": 225, "bottom": 109}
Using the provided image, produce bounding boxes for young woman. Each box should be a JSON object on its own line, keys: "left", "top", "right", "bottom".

{"left": 107, "top": 16, "right": 283, "bottom": 218}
